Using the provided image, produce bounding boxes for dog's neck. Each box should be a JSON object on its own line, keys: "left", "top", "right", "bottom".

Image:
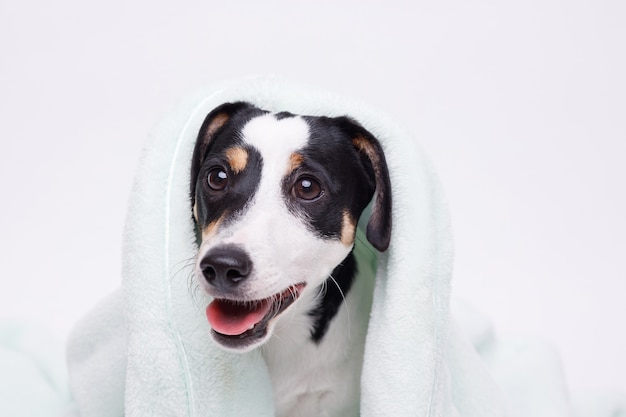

{"left": 261, "top": 250, "right": 371, "bottom": 416}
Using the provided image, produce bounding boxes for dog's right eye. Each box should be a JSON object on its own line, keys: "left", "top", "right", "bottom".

{"left": 292, "top": 176, "right": 322, "bottom": 201}
{"left": 207, "top": 167, "right": 228, "bottom": 191}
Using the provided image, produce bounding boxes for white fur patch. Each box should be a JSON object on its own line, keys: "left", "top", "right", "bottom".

{"left": 240, "top": 114, "right": 310, "bottom": 207}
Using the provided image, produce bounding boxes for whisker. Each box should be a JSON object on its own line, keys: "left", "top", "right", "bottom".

{"left": 328, "top": 272, "right": 351, "bottom": 340}
{"left": 274, "top": 293, "right": 283, "bottom": 317}
{"left": 268, "top": 327, "right": 285, "bottom": 344}
{"left": 189, "top": 277, "right": 205, "bottom": 311}
{"left": 170, "top": 256, "right": 197, "bottom": 282}
{"left": 168, "top": 254, "right": 209, "bottom": 313}
{"left": 274, "top": 283, "right": 300, "bottom": 339}
{"left": 316, "top": 279, "right": 328, "bottom": 301}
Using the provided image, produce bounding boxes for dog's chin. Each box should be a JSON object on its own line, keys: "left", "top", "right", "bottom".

{"left": 206, "top": 283, "right": 306, "bottom": 352}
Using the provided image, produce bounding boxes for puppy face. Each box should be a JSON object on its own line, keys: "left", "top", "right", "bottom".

{"left": 190, "top": 102, "right": 391, "bottom": 351}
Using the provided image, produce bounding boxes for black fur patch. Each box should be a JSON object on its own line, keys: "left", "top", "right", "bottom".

{"left": 309, "top": 252, "right": 357, "bottom": 343}
{"left": 192, "top": 105, "right": 267, "bottom": 231}
{"left": 196, "top": 148, "right": 263, "bottom": 230}
{"left": 282, "top": 116, "right": 376, "bottom": 241}
{"left": 274, "top": 111, "right": 295, "bottom": 120}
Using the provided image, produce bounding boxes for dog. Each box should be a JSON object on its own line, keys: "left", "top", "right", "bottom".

{"left": 190, "top": 102, "right": 392, "bottom": 417}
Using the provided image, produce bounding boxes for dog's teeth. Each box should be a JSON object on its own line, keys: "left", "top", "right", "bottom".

{"left": 248, "top": 324, "right": 255, "bottom": 330}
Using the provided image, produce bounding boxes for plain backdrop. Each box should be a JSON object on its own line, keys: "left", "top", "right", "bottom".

{"left": 1, "top": 0, "right": 624, "bottom": 398}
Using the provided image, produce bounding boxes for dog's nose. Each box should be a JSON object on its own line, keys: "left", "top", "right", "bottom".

{"left": 200, "top": 246, "right": 252, "bottom": 288}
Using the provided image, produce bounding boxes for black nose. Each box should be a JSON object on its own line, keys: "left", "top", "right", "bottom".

{"left": 200, "top": 245, "right": 252, "bottom": 289}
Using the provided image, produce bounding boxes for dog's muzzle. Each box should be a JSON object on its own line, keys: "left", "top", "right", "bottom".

{"left": 199, "top": 245, "right": 306, "bottom": 349}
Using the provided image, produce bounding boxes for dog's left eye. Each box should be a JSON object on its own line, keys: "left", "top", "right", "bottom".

{"left": 207, "top": 167, "right": 229, "bottom": 191}
{"left": 292, "top": 176, "right": 322, "bottom": 201}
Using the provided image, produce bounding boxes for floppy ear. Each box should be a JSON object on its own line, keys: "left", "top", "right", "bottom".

{"left": 189, "top": 102, "right": 254, "bottom": 207}
{"left": 338, "top": 117, "right": 393, "bottom": 252}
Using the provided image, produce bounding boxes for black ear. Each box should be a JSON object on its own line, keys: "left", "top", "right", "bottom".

{"left": 190, "top": 102, "right": 255, "bottom": 207}
{"left": 337, "top": 117, "right": 393, "bottom": 252}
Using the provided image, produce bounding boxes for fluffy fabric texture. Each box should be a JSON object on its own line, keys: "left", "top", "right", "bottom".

{"left": 6, "top": 76, "right": 623, "bottom": 416}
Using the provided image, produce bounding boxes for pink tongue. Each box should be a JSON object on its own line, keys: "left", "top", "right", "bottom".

{"left": 206, "top": 299, "right": 272, "bottom": 336}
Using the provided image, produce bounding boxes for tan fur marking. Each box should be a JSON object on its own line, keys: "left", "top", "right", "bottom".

{"left": 202, "top": 216, "right": 224, "bottom": 241}
{"left": 341, "top": 211, "right": 356, "bottom": 246}
{"left": 353, "top": 134, "right": 384, "bottom": 195}
{"left": 352, "top": 135, "right": 380, "bottom": 166}
{"left": 226, "top": 147, "right": 249, "bottom": 174}
{"left": 287, "top": 152, "right": 304, "bottom": 175}
{"left": 205, "top": 113, "right": 230, "bottom": 140}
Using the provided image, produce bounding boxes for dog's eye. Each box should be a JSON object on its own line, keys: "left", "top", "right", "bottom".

{"left": 207, "top": 168, "right": 228, "bottom": 191}
{"left": 293, "top": 177, "right": 322, "bottom": 201}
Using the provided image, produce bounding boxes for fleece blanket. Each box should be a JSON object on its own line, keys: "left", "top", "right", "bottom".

{"left": 3, "top": 76, "right": 624, "bottom": 417}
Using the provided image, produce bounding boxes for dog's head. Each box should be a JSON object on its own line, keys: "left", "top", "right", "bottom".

{"left": 190, "top": 102, "right": 391, "bottom": 351}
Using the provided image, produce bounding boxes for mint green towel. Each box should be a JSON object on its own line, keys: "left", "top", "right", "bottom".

{"left": 5, "top": 76, "right": 622, "bottom": 417}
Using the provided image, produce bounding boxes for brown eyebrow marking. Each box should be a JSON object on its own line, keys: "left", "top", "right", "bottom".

{"left": 287, "top": 152, "right": 304, "bottom": 175}
{"left": 341, "top": 210, "right": 356, "bottom": 247}
{"left": 225, "top": 147, "right": 249, "bottom": 174}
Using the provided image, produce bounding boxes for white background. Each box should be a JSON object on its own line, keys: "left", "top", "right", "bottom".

{"left": 1, "top": 0, "right": 624, "bottom": 398}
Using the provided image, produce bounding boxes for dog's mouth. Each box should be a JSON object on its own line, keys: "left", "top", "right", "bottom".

{"left": 205, "top": 283, "right": 306, "bottom": 348}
